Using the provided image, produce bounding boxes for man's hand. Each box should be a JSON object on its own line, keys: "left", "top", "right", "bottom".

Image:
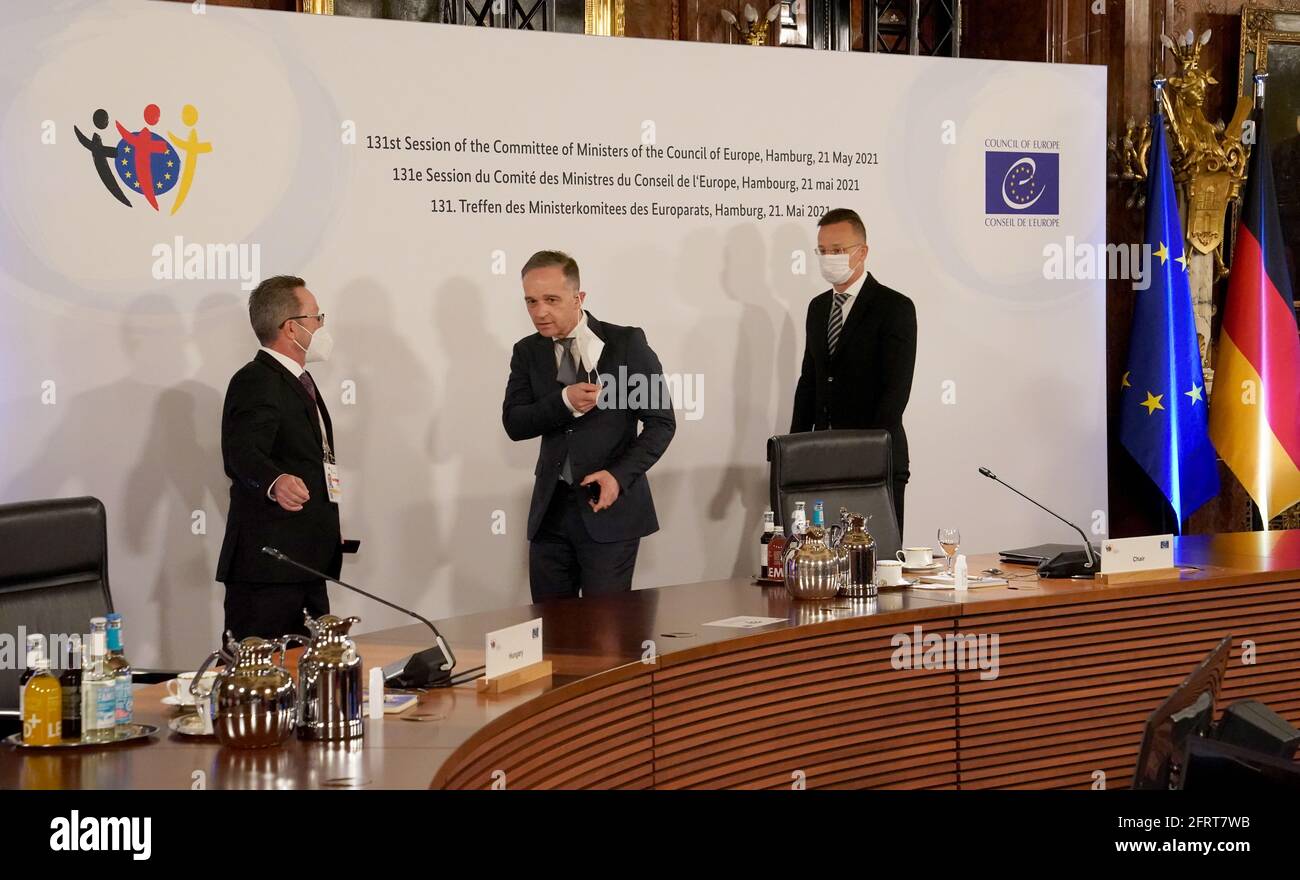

{"left": 270, "top": 475, "right": 310, "bottom": 512}
{"left": 565, "top": 382, "right": 600, "bottom": 414}
{"left": 580, "top": 470, "right": 620, "bottom": 512}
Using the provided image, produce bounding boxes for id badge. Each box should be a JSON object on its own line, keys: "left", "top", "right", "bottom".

{"left": 324, "top": 460, "right": 342, "bottom": 502}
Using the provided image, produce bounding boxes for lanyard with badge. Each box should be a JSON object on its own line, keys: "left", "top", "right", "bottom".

{"left": 315, "top": 402, "right": 342, "bottom": 503}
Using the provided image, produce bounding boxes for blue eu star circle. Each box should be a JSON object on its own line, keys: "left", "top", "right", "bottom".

{"left": 113, "top": 132, "right": 180, "bottom": 196}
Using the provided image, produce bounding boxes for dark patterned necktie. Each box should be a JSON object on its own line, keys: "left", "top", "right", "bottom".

{"left": 555, "top": 338, "right": 579, "bottom": 385}
{"left": 827, "top": 292, "right": 850, "bottom": 358}
{"left": 556, "top": 338, "right": 578, "bottom": 484}
{"left": 299, "top": 371, "right": 318, "bottom": 403}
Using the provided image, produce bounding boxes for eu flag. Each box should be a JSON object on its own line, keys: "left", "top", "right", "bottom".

{"left": 1118, "top": 111, "right": 1219, "bottom": 527}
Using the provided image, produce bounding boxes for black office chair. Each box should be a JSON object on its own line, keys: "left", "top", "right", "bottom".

{"left": 0, "top": 496, "right": 171, "bottom": 736}
{"left": 767, "top": 430, "right": 902, "bottom": 560}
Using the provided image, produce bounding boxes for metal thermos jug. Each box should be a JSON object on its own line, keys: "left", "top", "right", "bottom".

{"left": 193, "top": 633, "right": 297, "bottom": 749}
{"left": 836, "top": 512, "right": 878, "bottom": 598}
{"left": 293, "top": 613, "right": 364, "bottom": 742}
{"left": 783, "top": 525, "right": 849, "bottom": 600}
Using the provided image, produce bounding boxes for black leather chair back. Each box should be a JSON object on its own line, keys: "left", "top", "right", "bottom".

{"left": 767, "top": 430, "right": 902, "bottom": 560}
{"left": 0, "top": 497, "right": 113, "bottom": 712}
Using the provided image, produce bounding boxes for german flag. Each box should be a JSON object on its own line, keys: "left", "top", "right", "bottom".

{"left": 1210, "top": 111, "right": 1300, "bottom": 520}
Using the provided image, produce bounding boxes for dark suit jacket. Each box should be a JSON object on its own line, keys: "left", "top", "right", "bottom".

{"left": 503, "top": 312, "right": 676, "bottom": 543}
{"left": 216, "top": 350, "right": 342, "bottom": 584}
{"left": 790, "top": 273, "right": 917, "bottom": 474}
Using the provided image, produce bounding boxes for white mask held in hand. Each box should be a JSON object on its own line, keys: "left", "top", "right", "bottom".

{"left": 818, "top": 252, "right": 858, "bottom": 286}
{"left": 293, "top": 321, "right": 334, "bottom": 364}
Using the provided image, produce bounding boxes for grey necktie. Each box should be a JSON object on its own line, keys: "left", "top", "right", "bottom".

{"left": 827, "top": 291, "right": 850, "bottom": 358}
{"left": 556, "top": 338, "right": 579, "bottom": 484}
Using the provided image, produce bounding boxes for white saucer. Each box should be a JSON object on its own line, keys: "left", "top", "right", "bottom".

{"left": 876, "top": 578, "right": 919, "bottom": 589}
{"left": 902, "top": 562, "right": 944, "bottom": 574}
{"left": 161, "top": 695, "right": 199, "bottom": 708}
{"left": 168, "top": 714, "right": 214, "bottom": 737}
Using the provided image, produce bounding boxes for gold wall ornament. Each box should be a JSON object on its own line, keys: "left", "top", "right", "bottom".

{"left": 585, "top": 0, "right": 625, "bottom": 36}
{"left": 1158, "top": 31, "right": 1253, "bottom": 395}
{"left": 299, "top": 0, "right": 335, "bottom": 13}
{"left": 1107, "top": 117, "right": 1153, "bottom": 211}
{"left": 1158, "top": 30, "right": 1253, "bottom": 263}
{"left": 721, "top": 3, "right": 785, "bottom": 46}
{"left": 1108, "top": 33, "right": 1256, "bottom": 393}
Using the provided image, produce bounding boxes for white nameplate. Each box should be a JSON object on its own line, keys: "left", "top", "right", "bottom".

{"left": 703, "top": 616, "right": 786, "bottom": 629}
{"left": 1101, "top": 534, "right": 1174, "bottom": 574}
{"left": 484, "top": 617, "right": 543, "bottom": 680}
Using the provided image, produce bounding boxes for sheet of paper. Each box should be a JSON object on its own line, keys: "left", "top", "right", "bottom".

{"left": 702, "top": 616, "right": 787, "bottom": 629}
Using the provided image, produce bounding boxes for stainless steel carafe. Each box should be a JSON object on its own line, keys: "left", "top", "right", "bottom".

{"left": 836, "top": 512, "right": 878, "bottom": 598}
{"left": 292, "top": 613, "right": 364, "bottom": 742}
{"left": 782, "top": 525, "right": 849, "bottom": 600}
{"left": 193, "top": 633, "right": 297, "bottom": 749}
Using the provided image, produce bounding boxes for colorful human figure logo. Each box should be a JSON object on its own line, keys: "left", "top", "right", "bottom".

{"left": 75, "top": 109, "right": 131, "bottom": 207}
{"left": 167, "top": 104, "right": 212, "bottom": 216}
{"left": 77, "top": 102, "right": 210, "bottom": 213}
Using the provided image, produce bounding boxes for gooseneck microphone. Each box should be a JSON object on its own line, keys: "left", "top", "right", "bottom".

{"left": 261, "top": 546, "right": 469, "bottom": 688}
{"left": 978, "top": 467, "right": 1098, "bottom": 578}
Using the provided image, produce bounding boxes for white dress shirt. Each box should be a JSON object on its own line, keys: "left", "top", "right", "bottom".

{"left": 260, "top": 345, "right": 303, "bottom": 378}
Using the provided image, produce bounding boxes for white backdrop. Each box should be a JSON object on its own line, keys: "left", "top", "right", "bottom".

{"left": 0, "top": 1, "right": 1107, "bottom": 666}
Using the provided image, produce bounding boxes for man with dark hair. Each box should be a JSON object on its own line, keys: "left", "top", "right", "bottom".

{"left": 216, "top": 275, "right": 342, "bottom": 638}
{"left": 791, "top": 209, "right": 917, "bottom": 531}
{"left": 504, "top": 250, "right": 676, "bottom": 601}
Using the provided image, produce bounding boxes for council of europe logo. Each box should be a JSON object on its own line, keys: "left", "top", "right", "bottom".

{"left": 75, "top": 102, "right": 212, "bottom": 215}
{"left": 984, "top": 151, "right": 1059, "bottom": 215}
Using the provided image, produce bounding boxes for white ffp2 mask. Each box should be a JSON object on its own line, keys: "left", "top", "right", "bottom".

{"left": 293, "top": 322, "right": 334, "bottom": 364}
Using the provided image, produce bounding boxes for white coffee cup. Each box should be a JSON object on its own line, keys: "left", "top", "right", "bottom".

{"left": 166, "top": 670, "right": 217, "bottom": 705}
{"left": 896, "top": 547, "right": 935, "bottom": 567}
{"left": 876, "top": 560, "right": 907, "bottom": 586}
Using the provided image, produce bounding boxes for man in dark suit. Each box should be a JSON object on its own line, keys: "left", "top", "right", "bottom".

{"left": 217, "top": 275, "right": 341, "bottom": 639}
{"left": 791, "top": 208, "right": 917, "bottom": 531}
{"left": 503, "top": 250, "right": 676, "bottom": 602}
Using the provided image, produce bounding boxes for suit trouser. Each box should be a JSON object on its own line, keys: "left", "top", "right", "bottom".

{"left": 893, "top": 475, "right": 908, "bottom": 536}
{"left": 529, "top": 482, "right": 639, "bottom": 602}
{"left": 223, "top": 579, "right": 330, "bottom": 641}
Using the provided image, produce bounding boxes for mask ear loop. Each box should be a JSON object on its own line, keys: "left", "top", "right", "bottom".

{"left": 288, "top": 319, "right": 313, "bottom": 354}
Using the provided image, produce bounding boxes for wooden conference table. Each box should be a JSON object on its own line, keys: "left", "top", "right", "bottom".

{"left": 3, "top": 530, "right": 1299, "bottom": 790}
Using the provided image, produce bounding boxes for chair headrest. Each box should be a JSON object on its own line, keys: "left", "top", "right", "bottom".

{"left": 768, "top": 430, "right": 893, "bottom": 485}
{"left": 0, "top": 497, "right": 107, "bottom": 588}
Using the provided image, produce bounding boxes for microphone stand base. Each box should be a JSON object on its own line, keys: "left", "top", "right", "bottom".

{"left": 1037, "top": 550, "right": 1097, "bottom": 579}
{"left": 382, "top": 646, "right": 455, "bottom": 689}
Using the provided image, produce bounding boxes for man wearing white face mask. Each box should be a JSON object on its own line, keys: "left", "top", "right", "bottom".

{"left": 790, "top": 208, "right": 917, "bottom": 532}
{"left": 216, "top": 275, "right": 343, "bottom": 639}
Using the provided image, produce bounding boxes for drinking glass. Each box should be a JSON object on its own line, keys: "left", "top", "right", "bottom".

{"left": 938, "top": 527, "right": 961, "bottom": 575}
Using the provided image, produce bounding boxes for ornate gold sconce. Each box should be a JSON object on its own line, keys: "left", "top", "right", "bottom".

{"left": 720, "top": 3, "right": 787, "bottom": 46}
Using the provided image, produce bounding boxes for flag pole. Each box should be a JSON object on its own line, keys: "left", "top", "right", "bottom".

{"left": 1153, "top": 75, "right": 1183, "bottom": 536}
{"left": 1249, "top": 70, "right": 1269, "bottom": 533}
{"left": 1152, "top": 75, "right": 1175, "bottom": 535}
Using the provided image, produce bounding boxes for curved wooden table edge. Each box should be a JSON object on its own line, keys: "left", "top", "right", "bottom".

{"left": 427, "top": 598, "right": 961, "bottom": 788}
{"left": 426, "top": 543, "right": 1300, "bottom": 789}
